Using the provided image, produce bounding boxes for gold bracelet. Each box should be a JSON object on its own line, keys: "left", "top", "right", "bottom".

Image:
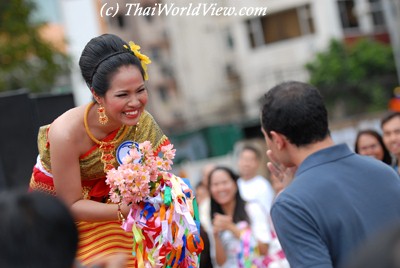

{"left": 117, "top": 202, "right": 125, "bottom": 223}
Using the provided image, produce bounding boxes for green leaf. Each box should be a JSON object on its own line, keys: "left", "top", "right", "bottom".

{"left": 0, "top": 0, "right": 71, "bottom": 93}
{"left": 305, "top": 38, "right": 398, "bottom": 118}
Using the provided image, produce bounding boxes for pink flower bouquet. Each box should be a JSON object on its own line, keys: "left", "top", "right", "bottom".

{"left": 106, "top": 141, "right": 203, "bottom": 267}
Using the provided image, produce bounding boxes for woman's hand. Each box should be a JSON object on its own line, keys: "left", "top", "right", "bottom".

{"left": 213, "top": 213, "right": 232, "bottom": 233}
{"left": 213, "top": 213, "right": 241, "bottom": 238}
{"left": 120, "top": 202, "right": 131, "bottom": 218}
{"left": 212, "top": 213, "right": 232, "bottom": 266}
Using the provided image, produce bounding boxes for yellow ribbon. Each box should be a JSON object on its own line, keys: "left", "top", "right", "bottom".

{"left": 132, "top": 224, "right": 145, "bottom": 267}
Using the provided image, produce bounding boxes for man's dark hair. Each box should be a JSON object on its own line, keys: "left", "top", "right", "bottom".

{"left": 261, "top": 81, "right": 330, "bottom": 147}
{"left": 381, "top": 111, "right": 400, "bottom": 129}
{"left": 0, "top": 191, "right": 78, "bottom": 268}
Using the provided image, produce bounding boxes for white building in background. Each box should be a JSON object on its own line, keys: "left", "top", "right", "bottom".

{"left": 166, "top": 0, "right": 394, "bottom": 123}
{"left": 229, "top": 0, "right": 341, "bottom": 119}
{"left": 163, "top": 0, "right": 245, "bottom": 129}
{"left": 59, "top": 0, "right": 101, "bottom": 106}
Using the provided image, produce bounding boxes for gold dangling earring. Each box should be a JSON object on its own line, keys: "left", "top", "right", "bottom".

{"left": 97, "top": 104, "right": 108, "bottom": 125}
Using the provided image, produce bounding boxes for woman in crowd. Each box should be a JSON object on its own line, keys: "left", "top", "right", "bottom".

{"left": 29, "top": 33, "right": 169, "bottom": 266}
{"left": 208, "top": 166, "right": 271, "bottom": 267}
{"left": 354, "top": 129, "right": 392, "bottom": 165}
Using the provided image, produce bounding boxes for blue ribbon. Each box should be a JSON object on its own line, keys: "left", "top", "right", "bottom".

{"left": 140, "top": 202, "right": 156, "bottom": 220}
{"left": 179, "top": 234, "right": 187, "bottom": 265}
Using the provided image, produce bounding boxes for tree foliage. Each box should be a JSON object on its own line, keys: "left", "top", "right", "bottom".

{"left": 305, "top": 39, "right": 398, "bottom": 118}
{"left": 0, "top": 0, "right": 70, "bottom": 93}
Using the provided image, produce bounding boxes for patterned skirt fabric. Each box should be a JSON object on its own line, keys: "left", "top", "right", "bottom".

{"left": 76, "top": 221, "right": 135, "bottom": 267}
{"left": 29, "top": 167, "right": 137, "bottom": 267}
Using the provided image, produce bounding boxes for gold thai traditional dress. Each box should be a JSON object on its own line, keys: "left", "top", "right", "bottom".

{"left": 29, "top": 110, "right": 169, "bottom": 267}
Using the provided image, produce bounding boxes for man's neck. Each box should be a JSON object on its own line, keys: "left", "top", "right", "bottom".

{"left": 290, "top": 137, "right": 335, "bottom": 167}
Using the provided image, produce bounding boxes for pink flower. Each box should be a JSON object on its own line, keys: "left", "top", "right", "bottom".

{"left": 127, "top": 147, "right": 142, "bottom": 163}
{"left": 161, "top": 144, "right": 176, "bottom": 160}
{"left": 139, "top": 141, "right": 153, "bottom": 156}
{"left": 110, "top": 192, "right": 121, "bottom": 203}
{"left": 106, "top": 141, "right": 176, "bottom": 204}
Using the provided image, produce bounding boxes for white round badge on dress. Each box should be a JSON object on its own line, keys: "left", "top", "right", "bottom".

{"left": 116, "top": 141, "right": 140, "bottom": 164}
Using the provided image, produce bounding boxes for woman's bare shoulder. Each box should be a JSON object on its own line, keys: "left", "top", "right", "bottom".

{"left": 48, "top": 105, "right": 86, "bottom": 144}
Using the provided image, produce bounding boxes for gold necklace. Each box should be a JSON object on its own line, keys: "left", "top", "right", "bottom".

{"left": 84, "top": 102, "right": 132, "bottom": 172}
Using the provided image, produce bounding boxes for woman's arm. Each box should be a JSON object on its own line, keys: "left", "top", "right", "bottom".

{"left": 212, "top": 232, "right": 227, "bottom": 266}
{"left": 48, "top": 120, "right": 129, "bottom": 222}
{"left": 212, "top": 213, "right": 242, "bottom": 266}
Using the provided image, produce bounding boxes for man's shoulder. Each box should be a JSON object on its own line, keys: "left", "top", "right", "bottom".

{"left": 348, "top": 152, "right": 399, "bottom": 180}
{"left": 273, "top": 173, "right": 318, "bottom": 206}
{"left": 273, "top": 186, "right": 298, "bottom": 204}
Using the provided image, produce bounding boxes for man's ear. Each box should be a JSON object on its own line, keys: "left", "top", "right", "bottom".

{"left": 270, "top": 131, "right": 286, "bottom": 150}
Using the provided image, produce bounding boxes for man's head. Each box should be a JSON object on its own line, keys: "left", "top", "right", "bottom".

{"left": 260, "top": 81, "right": 330, "bottom": 165}
{"left": 237, "top": 145, "right": 262, "bottom": 180}
{"left": 0, "top": 191, "right": 78, "bottom": 268}
{"left": 381, "top": 112, "right": 400, "bottom": 159}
